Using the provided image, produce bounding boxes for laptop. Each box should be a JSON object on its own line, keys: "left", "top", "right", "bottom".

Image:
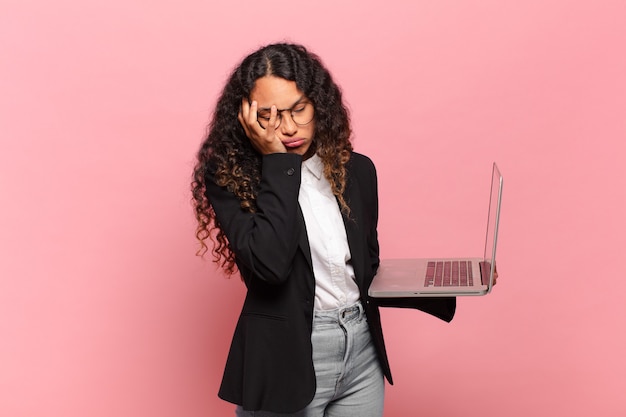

{"left": 368, "top": 163, "right": 503, "bottom": 297}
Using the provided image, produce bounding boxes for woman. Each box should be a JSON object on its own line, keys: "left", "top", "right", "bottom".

{"left": 191, "top": 43, "right": 456, "bottom": 417}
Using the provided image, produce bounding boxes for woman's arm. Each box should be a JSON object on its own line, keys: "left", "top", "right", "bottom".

{"left": 205, "top": 153, "right": 303, "bottom": 284}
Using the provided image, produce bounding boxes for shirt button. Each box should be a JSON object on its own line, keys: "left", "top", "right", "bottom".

{"left": 286, "top": 168, "right": 295, "bottom": 176}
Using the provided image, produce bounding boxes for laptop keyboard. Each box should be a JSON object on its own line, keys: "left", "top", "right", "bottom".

{"left": 425, "top": 261, "right": 473, "bottom": 287}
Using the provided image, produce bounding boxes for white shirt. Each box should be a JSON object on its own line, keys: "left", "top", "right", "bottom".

{"left": 298, "top": 154, "right": 360, "bottom": 311}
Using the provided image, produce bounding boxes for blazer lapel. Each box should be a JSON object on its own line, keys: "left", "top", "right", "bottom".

{"left": 297, "top": 205, "right": 313, "bottom": 270}
{"left": 341, "top": 175, "right": 366, "bottom": 290}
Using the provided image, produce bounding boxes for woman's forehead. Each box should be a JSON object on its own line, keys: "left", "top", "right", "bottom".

{"left": 249, "top": 76, "right": 305, "bottom": 108}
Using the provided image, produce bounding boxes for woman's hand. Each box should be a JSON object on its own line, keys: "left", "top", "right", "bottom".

{"left": 238, "top": 99, "right": 287, "bottom": 155}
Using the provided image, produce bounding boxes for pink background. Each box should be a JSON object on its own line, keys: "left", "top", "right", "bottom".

{"left": 2, "top": 1, "right": 625, "bottom": 416}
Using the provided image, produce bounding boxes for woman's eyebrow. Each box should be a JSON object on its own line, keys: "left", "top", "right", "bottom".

{"left": 258, "top": 95, "right": 307, "bottom": 112}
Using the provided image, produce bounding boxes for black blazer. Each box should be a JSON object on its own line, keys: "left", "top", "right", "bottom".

{"left": 206, "top": 152, "right": 455, "bottom": 413}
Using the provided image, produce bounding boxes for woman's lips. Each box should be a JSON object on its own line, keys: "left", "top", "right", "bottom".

{"left": 282, "top": 138, "right": 306, "bottom": 148}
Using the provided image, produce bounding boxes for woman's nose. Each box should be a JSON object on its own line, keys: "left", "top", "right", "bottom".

{"left": 280, "top": 112, "right": 298, "bottom": 135}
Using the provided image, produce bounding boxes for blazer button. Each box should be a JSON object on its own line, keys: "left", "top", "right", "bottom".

{"left": 286, "top": 168, "right": 295, "bottom": 176}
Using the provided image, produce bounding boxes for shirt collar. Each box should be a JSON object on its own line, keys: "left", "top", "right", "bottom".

{"left": 302, "top": 153, "right": 323, "bottom": 180}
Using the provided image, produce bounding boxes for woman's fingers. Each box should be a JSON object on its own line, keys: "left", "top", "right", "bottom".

{"left": 238, "top": 99, "right": 285, "bottom": 155}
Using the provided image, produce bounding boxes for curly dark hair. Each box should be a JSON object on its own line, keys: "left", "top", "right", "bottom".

{"left": 191, "top": 43, "right": 353, "bottom": 275}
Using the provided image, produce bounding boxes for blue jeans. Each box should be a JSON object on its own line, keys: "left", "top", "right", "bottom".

{"left": 235, "top": 301, "right": 384, "bottom": 417}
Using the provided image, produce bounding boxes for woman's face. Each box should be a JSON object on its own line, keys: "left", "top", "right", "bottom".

{"left": 248, "top": 76, "right": 316, "bottom": 158}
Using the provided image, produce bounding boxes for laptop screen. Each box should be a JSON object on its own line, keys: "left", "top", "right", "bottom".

{"left": 483, "top": 163, "right": 503, "bottom": 287}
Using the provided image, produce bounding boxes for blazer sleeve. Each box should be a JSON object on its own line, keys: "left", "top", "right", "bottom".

{"left": 205, "top": 153, "right": 303, "bottom": 284}
{"left": 373, "top": 296, "right": 456, "bottom": 322}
